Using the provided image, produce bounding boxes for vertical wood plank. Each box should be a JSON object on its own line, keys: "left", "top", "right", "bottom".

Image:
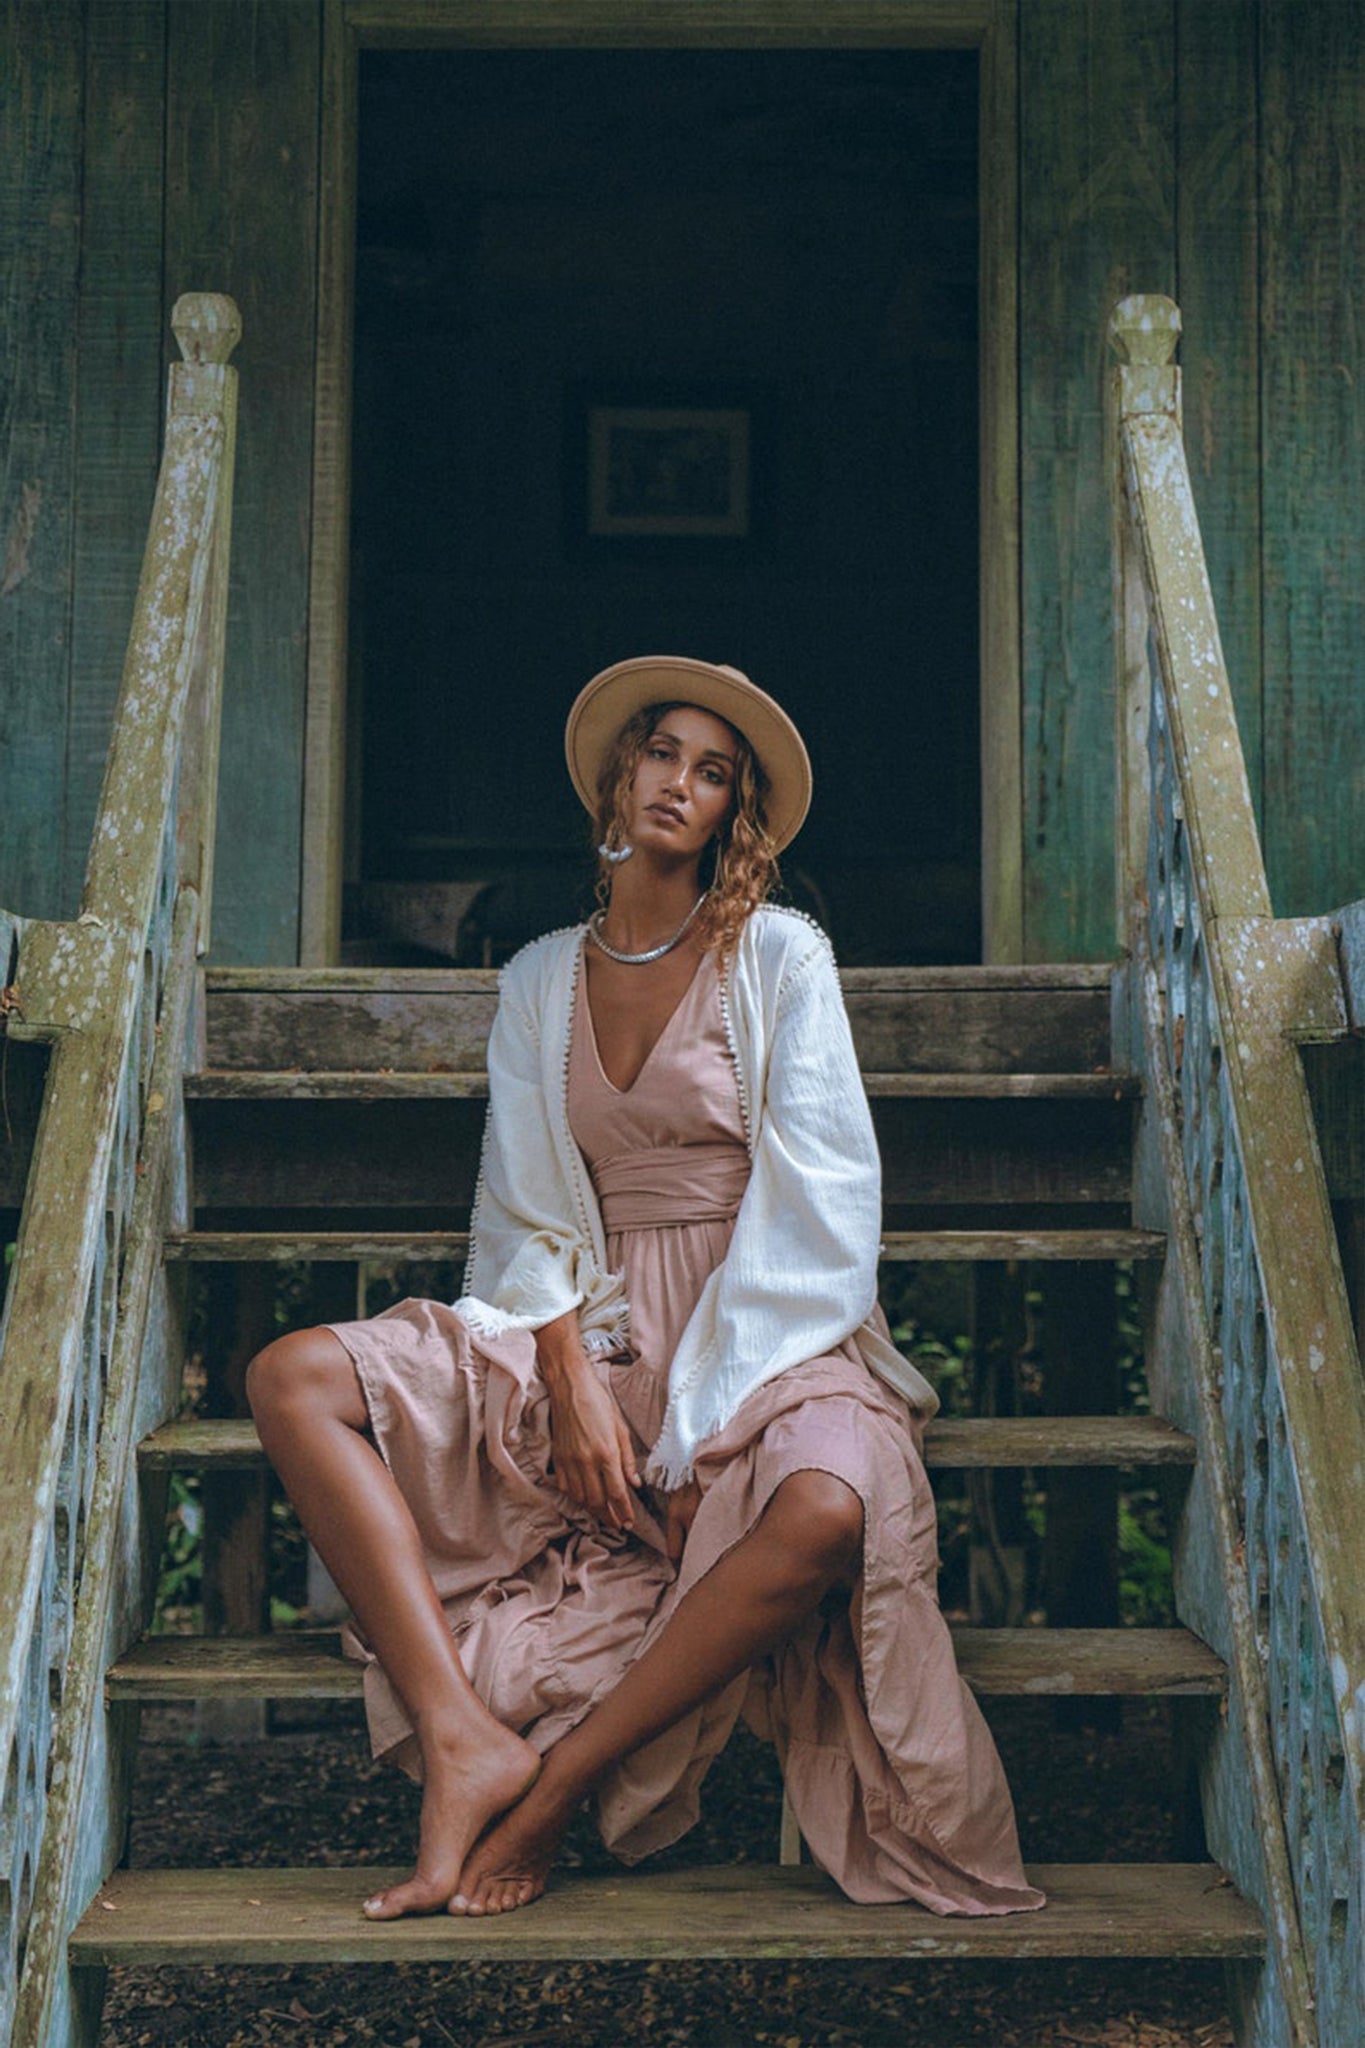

{"left": 64, "top": 0, "right": 169, "bottom": 917}
{"left": 1043, "top": 1262, "right": 1119, "bottom": 1731}
{"left": 165, "top": 0, "right": 322, "bottom": 965}
{"left": 979, "top": 0, "right": 1022, "bottom": 963}
{"left": 199, "top": 1264, "right": 273, "bottom": 1742}
{"left": 1260, "top": 0, "right": 1365, "bottom": 919}
{"left": 1019, "top": 0, "right": 1175, "bottom": 962}
{"left": 967, "top": 1261, "right": 1028, "bottom": 1625}
{"left": 1174, "top": 0, "right": 1263, "bottom": 830}
{"left": 300, "top": 0, "right": 358, "bottom": 966}
{"left": 0, "top": 0, "right": 85, "bottom": 919}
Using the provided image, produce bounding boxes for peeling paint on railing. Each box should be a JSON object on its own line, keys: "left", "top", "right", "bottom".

{"left": 1113, "top": 293, "right": 1365, "bottom": 2048}
{"left": 0, "top": 293, "right": 239, "bottom": 2045}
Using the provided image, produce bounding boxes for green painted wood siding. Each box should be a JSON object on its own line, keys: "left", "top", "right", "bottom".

{"left": 0, "top": 0, "right": 1360, "bottom": 965}
{"left": 0, "top": 0, "right": 84, "bottom": 922}
{"left": 65, "top": 0, "right": 168, "bottom": 920}
{"left": 1, "top": 0, "right": 318, "bottom": 967}
{"left": 1260, "top": 0, "right": 1365, "bottom": 922}
{"left": 165, "top": 0, "right": 320, "bottom": 964}
{"left": 1020, "top": 0, "right": 1176, "bottom": 961}
{"left": 1021, "top": 0, "right": 1362, "bottom": 958}
{"left": 1175, "top": 0, "right": 1263, "bottom": 832}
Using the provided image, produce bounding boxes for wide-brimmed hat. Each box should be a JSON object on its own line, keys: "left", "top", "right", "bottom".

{"left": 564, "top": 655, "right": 812, "bottom": 852}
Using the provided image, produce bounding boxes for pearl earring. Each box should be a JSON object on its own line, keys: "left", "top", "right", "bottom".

{"left": 597, "top": 840, "right": 634, "bottom": 865}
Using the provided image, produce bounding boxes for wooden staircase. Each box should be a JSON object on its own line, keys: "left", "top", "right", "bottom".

{"left": 7, "top": 292, "right": 1363, "bottom": 2045}
{"left": 68, "top": 961, "right": 1267, "bottom": 1996}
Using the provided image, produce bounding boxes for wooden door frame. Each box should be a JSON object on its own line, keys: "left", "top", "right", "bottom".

{"left": 302, "top": 0, "right": 1021, "bottom": 962}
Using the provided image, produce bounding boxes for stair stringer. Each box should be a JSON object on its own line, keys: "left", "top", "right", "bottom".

{"left": 1124, "top": 958, "right": 1315, "bottom": 2047}
{"left": 13, "top": 902, "right": 199, "bottom": 2048}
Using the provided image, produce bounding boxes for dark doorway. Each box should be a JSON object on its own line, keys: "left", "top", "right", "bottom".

{"left": 348, "top": 48, "right": 979, "bottom": 966}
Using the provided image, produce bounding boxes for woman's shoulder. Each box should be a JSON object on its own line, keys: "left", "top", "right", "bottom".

{"left": 739, "top": 902, "right": 837, "bottom": 982}
{"left": 497, "top": 921, "right": 586, "bottom": 1005}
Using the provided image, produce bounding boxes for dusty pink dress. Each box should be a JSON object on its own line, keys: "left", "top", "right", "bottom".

{"left": 327, "top": 945, "right": 1043, "bottom": 1915}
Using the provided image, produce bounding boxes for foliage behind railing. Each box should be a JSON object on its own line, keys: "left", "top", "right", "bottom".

{"left": 1112, "top": 295, "right": 1365, "bottom": 2048}
{"left": 0, "top": 295, "right": 239, "bottom": 2045}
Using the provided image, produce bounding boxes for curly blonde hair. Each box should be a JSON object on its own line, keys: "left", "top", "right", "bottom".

{"left": 592, "top": 701, "right": 781, "bottom": 958}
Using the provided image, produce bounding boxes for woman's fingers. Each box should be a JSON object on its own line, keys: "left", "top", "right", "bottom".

{"left": 614, "top": 1413, "right": 641, "bottom": 1491}
{"left": 607, "top": 1414, "right": 640, "bottom": 1526}
{"left": 555, "top": 1449, "right": 631, "bottom": 1527}
{"left": 547, "top": 1376, "right": 639, "bottom": 1528}
{"left": 590, "top": 1430, "right": 633, "bottom": 1529}
{"left": 566, "top": 1459, "right": 605, "bottom": 1516}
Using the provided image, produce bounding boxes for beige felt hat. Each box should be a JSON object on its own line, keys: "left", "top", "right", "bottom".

{"left": 564, "top": 655, "right": 813, "bottom": 852}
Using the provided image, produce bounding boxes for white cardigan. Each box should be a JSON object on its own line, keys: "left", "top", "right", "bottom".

{"left": 456, "top": 905, "right": 938, "bottom": 1488}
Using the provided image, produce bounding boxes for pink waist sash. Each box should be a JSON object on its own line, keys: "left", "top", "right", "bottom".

{"left": 594, "top": 1142, "right": 750, "bottom": 1233}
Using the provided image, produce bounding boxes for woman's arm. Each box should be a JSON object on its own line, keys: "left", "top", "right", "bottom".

{"left": 534, "top": 1308, "right": 640, "bottom": 1531}
{"left": 461, "top": 936, "right": 628, "bottom": 1354}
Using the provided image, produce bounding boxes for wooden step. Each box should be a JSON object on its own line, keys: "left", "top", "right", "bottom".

{"left": 106, "top": 1626, "right": 1225, "bottom": 1702}
{"left": 203, "top": 963, "right": 1116, "bottom": 1078}
{"left": 138, "top": 1412, "right": 1197, "bottom": 1472}
{"left": 183, "top": 1070, "right": 1137, "bottom": 1103}
{"left": 163, "top": 1226, "right": 1165, "bottom": 1263}
{"left": 70, "top": 1860, "right": 1262, "bottom": 1965}
{"left": 185, "top": 1094, "right": 1135, "bottom": 1211}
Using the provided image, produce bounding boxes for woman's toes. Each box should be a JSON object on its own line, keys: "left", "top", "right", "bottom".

{"left": 484, "top": 1877, "right": 528, "bottom": 1916}
{"left": 362, "top": 1879, "right": 442, "bottom": 1921}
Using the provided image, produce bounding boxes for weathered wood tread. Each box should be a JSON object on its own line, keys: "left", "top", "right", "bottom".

{"left": 204, "top": 965, "right": 1116, "bottom": 993}
{"left": 183, "top": 1070, "right": 1138, "bottom": 1102}
{"left": 138, "top": 1413, "right": 1196, "bottom": 1471}
{"left": 106, "top": 1626, "right": 1225, "bottom": 1701}
{"left": 69, "top": 1861, "right": 1261, "bottom": 1965}
{"left": 163, "top": 1227, "right": 1165, "bottom": 1264}
{"left": 186, "top": 1070, "right": 490, "bottom": 1099}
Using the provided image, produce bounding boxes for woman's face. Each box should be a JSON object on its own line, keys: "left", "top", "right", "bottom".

{"left": 626, "top": 704, "right": 740, "bottom": 863}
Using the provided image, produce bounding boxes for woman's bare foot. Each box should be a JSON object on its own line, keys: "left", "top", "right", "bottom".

{"left": 362, "top": 1721, "right": 541, "bottom": 1919}
{"left": 448, "top": 1762, "right": 580, "bottom": 1917}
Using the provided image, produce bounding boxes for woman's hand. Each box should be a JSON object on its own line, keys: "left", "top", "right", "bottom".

{"left": 664, "top": 1478, "right": 702, "bottom": 1562}
{"left": 535, "top": 1312, "right": 639, "bottom": 1529}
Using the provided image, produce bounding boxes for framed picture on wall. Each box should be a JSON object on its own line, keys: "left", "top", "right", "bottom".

{"left": 581, "top": 399, "right": 752, "bottom": 541}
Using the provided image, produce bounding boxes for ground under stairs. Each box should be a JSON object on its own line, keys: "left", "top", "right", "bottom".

{"left": 71, "top": 963, "right": 1265, "bottom": 2009}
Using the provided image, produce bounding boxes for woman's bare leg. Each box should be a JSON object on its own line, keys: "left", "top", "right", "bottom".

{"left": 450, "top": 1469, "right": 863, "bottom": 1915}
{"left": 246, "top": 1328, "right": 540, "bottom": 1917}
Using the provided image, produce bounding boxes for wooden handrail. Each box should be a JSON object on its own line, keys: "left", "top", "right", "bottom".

{"left": 0, "top": 294, "right": 239, "bottom": 2044}
{"left": 1112, "top": 292, "right": 1365, "bottom": 2045}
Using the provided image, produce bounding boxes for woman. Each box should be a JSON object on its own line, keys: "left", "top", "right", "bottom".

{"left": 247, "top": 656, "right": 1044, "bottom": 1924}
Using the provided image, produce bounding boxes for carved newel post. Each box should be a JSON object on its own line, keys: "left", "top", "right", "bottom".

{"left": 169, "top": 293, "right": 241, "bottom": 956}
{"left": 1108, "top": 294, "right": 1182, "bottom": 951}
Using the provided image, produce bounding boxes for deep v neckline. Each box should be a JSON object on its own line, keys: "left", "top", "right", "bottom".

{"left": 580, "top": 940, "right": 710, "bottom": 1097}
